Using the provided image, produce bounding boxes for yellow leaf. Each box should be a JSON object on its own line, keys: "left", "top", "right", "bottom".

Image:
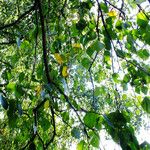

{"left": 62, "top": 66, "right": 68, "bottom": 77}
{"left": 44, "top": 100, "right": 49, "bottom": 109}
{"left": 72, "top": 43, "right": 81, "bottom": 48}
{"left": 54, "top": 53, "right": 63, "bottom": 64}
{"left": 108, "top": 10, "right": 117, "bottom": 17}
{"left": 35, "top": 85, "right": 42, "bottom": 95}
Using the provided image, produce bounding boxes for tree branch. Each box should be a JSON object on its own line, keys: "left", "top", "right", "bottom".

{"left": 36, "top": 0, "right": 51, "bottom": 84}
{"left": 0, "top": 4, "right": 36, "bottom": 31}
{"left": 105, "top": 0, "right": 125, "bottom": 18}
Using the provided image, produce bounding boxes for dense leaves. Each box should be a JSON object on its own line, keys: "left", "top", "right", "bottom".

{"left": 0, "top": 0, "right": 150, "bottom": 149}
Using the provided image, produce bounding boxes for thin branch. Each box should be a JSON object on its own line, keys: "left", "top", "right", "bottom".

{"left": 105, "top": 0, "right": 125, "bottom": 18}
{"left": 52, "top": 82, "right": 89, "bottom": 138}
{"left": 0, "top": 4, "right": 36, "bottom": 31}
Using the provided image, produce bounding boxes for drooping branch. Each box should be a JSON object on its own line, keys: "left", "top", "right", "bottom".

{"left": 0, "top": 4, "right": 36, "bottom": 31}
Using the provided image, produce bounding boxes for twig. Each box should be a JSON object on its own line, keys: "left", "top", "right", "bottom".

{"left": 105, "top": 0, "right": 125, "bottom": 18}
{"left": 136, "top": 3, "right": 149, "bottom": 20}
{"left": 0, "top": 4, "right": 36, "bottom": 30}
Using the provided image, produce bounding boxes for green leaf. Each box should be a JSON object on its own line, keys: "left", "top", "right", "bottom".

{"left": 104, "top": 37, "right": 111, "bottom": 50}
{"left": 137, "top": 49, "right": 149, "bottom": 60}
{"left": 100, "top": 2, "right": 108, "bottom": 13}
{"left": 116, "top": 49, "right": 126, "bottom": 58}
{"left": 94, "top": 86, "right": 106, "bottom": 96}
{"left": 86, "top": 40, "right": 104, "bottom": 57}
{"left": 76, "top": 19, "right": 87, "bottom": 31}
{"left": 123, "top": 74, "right": 131, "bottom": 83}
{"left": 77, "top": 140, "right": 88, "bottom": 150}
{"left": 39, "top": 118, "right": 50, "bottom": 131}
{"left": 137, "top": 12, "right": 148, "bottom": 28}
{"left": 15, "top": 84, "right": 25, "bottom": 98}
{"left": 115, "top": 20, "right": 123, "bottom": 30}
{"left": 19, "top": 72, "right": 25, "bottom": 82}
{"left": 0, "top": 94, "right": 8, "bottom": 110}
{"left": 112, "top": 73, "right": 119, "bottom": 83}
{"left": 81, "top": 58, "right": 91, "bottom": 69}
{"left": 71, "top": 127, "right": 80, "bottom": 139}
{"left": 61, "top": 112, "right": 69, "bottom": 122}
{"left": 106, "top": 111, "right": 127, "bottom": 128}
{"left": 141, "top": 96, "right": 150, "bottom": 114}
{"left": 83, "top": 112, "right": 99, "bottom": 128}
{"left": 6, "top": 82, "right": 16, "bottom": 91}
{"left": 141, "top": 86, "right": 148, "bottom": 94}
{"left": 90, "top": 133, "right": 100, "bottom": 148}
{"left": 7, "top": 100, "right": 18, "bottom": 128}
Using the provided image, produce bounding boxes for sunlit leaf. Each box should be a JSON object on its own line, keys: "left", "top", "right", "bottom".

{"left": 83, "top": 112, "right": 99, "bottom": 128}
{"left": 62, "top": 66, "right": 68, "bottom": 77}
{"left": 72, "top": 43, "right": 82, "bottom": 48}
{"left": 77, "top": 140, "right": 88, "bottom": 150}
{"left": 108, "top": 10, "right": 117, "bottom": 17}
{"left": 44, "top": 100, "right": 49, "bottom": 109}
{"left": 81, "top": 58, "right": 91, "bottom": 69}
{"left": 54, "top": 53, "right": 63, "bottom": 64}
{"left": 137, "top": 12, "right": 148, "bottom": 27}
{"left": 90, "top": 132, "right": 100, "bottom": 148}
{"left": 35, "top": 85, "right": 42, "bottom": 96}
{"left": 86, "top": 40, "right": 104, "bottom": 57}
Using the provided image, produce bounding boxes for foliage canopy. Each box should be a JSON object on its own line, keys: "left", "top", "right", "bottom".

{"left": 0, "top": 0, "right": 150, "bottom": 149}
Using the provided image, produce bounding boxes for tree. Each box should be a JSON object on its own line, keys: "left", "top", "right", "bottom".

{"left": 0, "top": 0, "right": 150, "bottom": 149}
